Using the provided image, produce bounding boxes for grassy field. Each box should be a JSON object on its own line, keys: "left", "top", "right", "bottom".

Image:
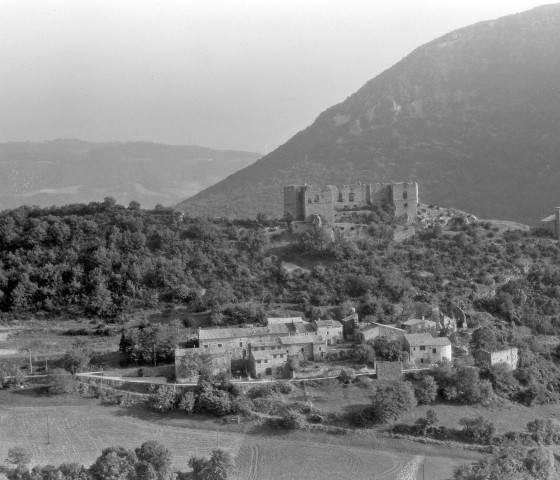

{"left": 0, "top": 388, "right": 481, "bottom": 480}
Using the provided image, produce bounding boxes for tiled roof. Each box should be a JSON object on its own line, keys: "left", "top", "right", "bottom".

{"left": 266, "top": 317, "right": 304, "bottom": 325}
{"left": 315, "top": 319, "right": 343, "bottom": 328}
{"left": 198, "top": 323, "right": 292, "bottom": 340}
{"left": 405, "top": 333, "right": 451, "bottom": 347}
{"left": 362, "top": 323, "right": 405, "bottom": 333}
{"left": 280, "top": 334, "right": 325, "bottom": 345}
{"left": 403, "top": 318, "right": 437, "bottom": 326}
{"left": 175, "top": 346, "right": 232, "bottom": 356}
{"left": 295, "top": 322, "right": 316, "bottom": 334}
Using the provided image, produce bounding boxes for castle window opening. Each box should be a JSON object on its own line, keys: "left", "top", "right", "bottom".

{"left": 308, "top": 198, "right": 312, "bottom": 204}
{"left": 314, "top": 194, "right": 319, "bottom": 203}
{"left": 404, "top": 203, "right": 408, "bottom": 208}
{"left": 403, "top": 191, "right": 408, "bottom": 199}
{"left": 338, "top": 192, "right": 343, "bottom": 202}
{"left": 349, "top": 193, "right": 355, "bottom": 202}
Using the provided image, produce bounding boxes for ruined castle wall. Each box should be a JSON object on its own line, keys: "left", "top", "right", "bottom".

{"left": 303, "top": 185, "right": 335, "bottom": 224}
{"left": 369, "top": 183, "right": 393, "bottom": 206}
{"left": 283, "top": 186, "right": 305, "bottom": 221}
{"left": 391, "top": 182, "right": 418, "bottom": 221}
{"left": 333, "top": 184, "right": 370, "bottom": 210}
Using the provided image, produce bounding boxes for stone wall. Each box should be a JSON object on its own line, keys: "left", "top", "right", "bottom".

{"left": 391, "top": 182, "right": 419, "bottom": 220}
{"left": 303, "top": 185, "right": 336, "bottom": 224}
{"left": 283, "top": 186, "right": 305, "bottom": 220}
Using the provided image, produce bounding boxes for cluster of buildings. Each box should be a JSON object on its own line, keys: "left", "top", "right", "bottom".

{"left": 175, "top": 305, "right": 519, "bottom": 382}
{"left": 175, "top": 316, "right": 345, "bottom": 382}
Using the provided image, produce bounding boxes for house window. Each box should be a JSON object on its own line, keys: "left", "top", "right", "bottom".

{"left": 264, "top": 359, "right": 268, "bottom": 363}
{"left": 403, "top": 203, "right": 408, "bottom": 208}
{"left": 239, "top": 342, "right": 243, "bottom": 347}
{"left": 314, "top": 194, "right": 319, "bottom": 202}
{"left": 203, "top": 345, "right": 209, "bottom": 348}
{"left": 338, "top": 192, "right": 343, "bottom": 202}
{"left": 349, "top": 193, "right": 355, "bottom": 202}
{"left": 319, "top": 347, "right": 322, "bottom": 351}
{"left": 218, "top": 343, "right": 222, "bottom": 347}
{"left": 308, "top": 198, "right": 312, "bottom": 203}
{"left": 433, "top": 348, "right": 437, "bottom": 354}
{"left": 256, "top": 360, "right": 261, "bottom": 364}
{"left": 420, "top": 358, "right": 424, "bottom": 363}
{"left": 273, "top": 354, "right": 277, "bottom": 359}
{"left": 280, "top": 354, "right": 284, "bottom": 358}
{"left": 420, "top": 346, "right": 426, "bottom": 351}
{"left": 403, "top": 191, "right": 408, "bottom": 199}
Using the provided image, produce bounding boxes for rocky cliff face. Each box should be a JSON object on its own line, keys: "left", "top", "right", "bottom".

{"left": 0, "top": 140, "right": 260, "bottom": 209}
{"left": 178, "top": 4, "right": 560, "bottom": 224}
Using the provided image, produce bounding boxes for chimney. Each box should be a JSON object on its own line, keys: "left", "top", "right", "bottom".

{"left": 556, "top": 207, "right": 560, "bottom": 239}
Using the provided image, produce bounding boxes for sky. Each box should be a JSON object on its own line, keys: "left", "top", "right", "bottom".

{"left": 0, "top": 0, "right": 553, "bottom": 153}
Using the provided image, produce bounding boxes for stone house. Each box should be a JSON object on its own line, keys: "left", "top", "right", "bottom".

{"left": 359, "top": 323, "right": 406, "bottom": 343}
{"left": 279, "top": 334, "right": 326, "bottom": 360}
{"left": 313, "top": 319, "right": 343, "bottom": 345}
{"left": 249, "top": 349, "right": 286, "bottom": 379}
{"left": 400, "top": 317, "right": 438, "bottom": 335}
{"left": 478, "top": 347, "right": 519, "bottom": 370}
{"left": 403, "top": 333, "right": 452, "bottom": 365}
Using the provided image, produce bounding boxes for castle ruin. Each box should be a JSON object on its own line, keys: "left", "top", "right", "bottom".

{"left": 283, "top": 182, "right": 419, "bottom": 227}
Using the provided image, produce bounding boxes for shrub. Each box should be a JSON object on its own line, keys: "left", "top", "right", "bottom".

{"left": 414, "top": 376, "right": 438, "bottom": 404}
{"left": 150, "top": 386, "right": 177, "bottom": 412}
{"left": 370, "top": 381, "right": 417, "bottom": 423}
{"left": 458, "top": 416, "right": 496, "bottom": 444}
{"left": 526, "top": 418, "right": 560, "bottom": 445}
{"left": 338, "top": 369, "right": 355, "bottom": 384}
{"left": 178, "top": 391, "right": 196, "bottom": 414}
{"left": 49, "top": 368, "right": 75, "bottom": 394}
{"left": 280, "top": 409, "right": 307, "bottom": 430}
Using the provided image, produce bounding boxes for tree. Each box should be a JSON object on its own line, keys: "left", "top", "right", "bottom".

{"left": 89, "top": 447, "right": 138, "bottom": 480}
{"left": 189, "top": 450, "right": 235, "bottom": 480}
{"left": 458, "top": 416, "right": 495, "bottom": 444}
{"left": 415, "top": 408, "right": 439, "bottom": 436}
{"left": 370, "top": 381, "right": 417, "bottom": 423}
{"left": 414, "top": 376, "right": 438, "bottom": 404}
{"left": 371, "top": 335, "right": 402, "bottom": 362}
{"left": 128, "top": 201, "right": 141, "bottom": 211}
{"left": 49, "top": 368, "right": 75, "bottom": 394}
{"left": 6, "top": 447, "right": 31, "bottom": 468}
{"left": 470, "top": 326, "right": 498, "bottom": 354}
{"left": 62, "top": 347, "right": 92, "bottom": 374}
{"left": 135, "top": 441, "right": 173, "bottom": 480}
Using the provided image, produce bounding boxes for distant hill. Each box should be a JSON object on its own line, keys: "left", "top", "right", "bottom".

{"left": 177, "top": 4, "right": 560, "bottom": 225}
{"left": 0, "top": 140, "right": 260, "bottom": 210}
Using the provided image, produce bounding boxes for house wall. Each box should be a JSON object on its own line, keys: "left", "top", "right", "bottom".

{"left": 315, "top": 326, "right": 343, "bottom": 345}
{"left": 480, "top": 348, "right": 519, "bottom": 370}
{"left": 250, "top": 354, "right": 287, "bottom": 378}
{"left": 408, "top": 344, "right": 452, "bottom": 365}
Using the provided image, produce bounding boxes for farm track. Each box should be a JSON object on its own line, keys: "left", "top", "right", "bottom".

{"left": 0, "top": 403, "right": 477, "bottom": 479}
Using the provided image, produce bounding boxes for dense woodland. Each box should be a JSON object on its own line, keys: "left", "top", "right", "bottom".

{"left": 1, "top": 200, "right": 560, "bottom": 337}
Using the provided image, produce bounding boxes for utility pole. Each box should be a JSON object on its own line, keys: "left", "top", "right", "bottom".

{"left": 28, "top": 349, "right": 33, "bottom": 375}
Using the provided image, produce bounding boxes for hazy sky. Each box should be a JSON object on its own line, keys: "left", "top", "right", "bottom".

{"left": 0, "top": 0, "right": 552, "bottom": 153}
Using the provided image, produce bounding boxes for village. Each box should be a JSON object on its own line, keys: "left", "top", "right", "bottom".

{"left": 175, "top": 305, "right": 519, "bottom": 383}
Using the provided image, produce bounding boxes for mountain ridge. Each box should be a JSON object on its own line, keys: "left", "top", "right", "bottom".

{"left": 0, "top": 139, "right": 261, "bottom": 210}
{"left": 177, "top": 4, "right": 560, "bottom": 225}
